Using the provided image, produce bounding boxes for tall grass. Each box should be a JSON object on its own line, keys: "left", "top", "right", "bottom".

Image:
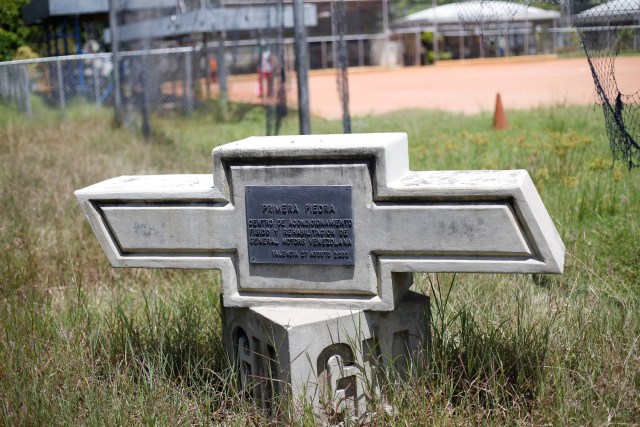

{"left": 1, "top": 101, "right": 638, "bottom": 424}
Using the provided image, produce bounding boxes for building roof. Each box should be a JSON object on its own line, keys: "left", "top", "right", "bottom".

{"left": 576, "top": 0, "right": 640, "bottom": 23}
{"left": 397, "top": 1, "right": 561, "bottom": 27}
{"left": 22, "top": 0, "right": 185, "bottom": 25}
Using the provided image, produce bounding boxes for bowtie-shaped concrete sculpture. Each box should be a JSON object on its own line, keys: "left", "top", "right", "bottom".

{"left": 76, "top": 133, "right": 564, "bottom": 418}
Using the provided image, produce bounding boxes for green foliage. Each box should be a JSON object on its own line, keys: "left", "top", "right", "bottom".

{"left": 421, "top": 31, "right": 434, "bottom": 45}
{"left": 529, "top": 1, "right": 562, "bottom": 11}
{"left": 393, "top": 0, "right": 431, "bottom": 18}
{"left": 13, "top": 45, "right": 37, "bottom": 60}
{"left": 0, "top": 103, "right": 639, "bottom": 424}
{"left": 618, "top": 28, "right": 638, "bottom": 51}
{"left": 0, "top": 0, "right": 31, "bottom": 61}
{"left": 428, "top": 50, "right": 453, "bottom": 62}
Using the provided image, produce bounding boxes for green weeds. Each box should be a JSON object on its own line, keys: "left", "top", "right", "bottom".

{"left": 0, "top": 102, "right": 638, "bottom": 424}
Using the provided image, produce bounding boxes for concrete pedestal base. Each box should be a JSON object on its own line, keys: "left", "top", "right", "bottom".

{"left": 222, "top": 291, "right": 430, "bottom": 420}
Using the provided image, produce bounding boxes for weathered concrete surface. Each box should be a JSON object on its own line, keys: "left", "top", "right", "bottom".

{"left": 222, "top": 291, "right": 430, "bottom": 419}
{"left": 76, "top": 133, "right": 564, "bottom": 310}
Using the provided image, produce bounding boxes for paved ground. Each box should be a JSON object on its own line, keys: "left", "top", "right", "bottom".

{"left": 224, "top": 56, "right": 639, "bottom": 119}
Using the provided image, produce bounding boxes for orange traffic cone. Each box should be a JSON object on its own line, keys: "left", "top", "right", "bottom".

{"left": 493, "top": 93, "right": 508, "bottom": 130}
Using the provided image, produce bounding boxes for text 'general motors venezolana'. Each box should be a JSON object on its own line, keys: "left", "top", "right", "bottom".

{"left": 245, "top": 185, "right": 354, "bottom": 265}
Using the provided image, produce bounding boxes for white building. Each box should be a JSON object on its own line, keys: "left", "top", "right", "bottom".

{"left": 394, "top": 1, "right": 561, "bottom": 62}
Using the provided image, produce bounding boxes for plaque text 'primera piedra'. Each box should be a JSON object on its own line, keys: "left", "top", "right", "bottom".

{"left": 245, "top": 185, "right": 354, "bottom": 265}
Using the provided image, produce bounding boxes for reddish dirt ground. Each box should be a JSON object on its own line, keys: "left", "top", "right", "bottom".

{"left": 223, "top": 56, "right": 639, "bottom": 119}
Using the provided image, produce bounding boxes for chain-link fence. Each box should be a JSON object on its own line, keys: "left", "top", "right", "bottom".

{"left": 0, "top": 43, "right": 289, "bottom": 131}
{"left": 2, "top": 0, "right": 638, "bottom": 158}
{"left": 0, "top": 33, "right": 377, "bottom": 131}
{"left": 0, "top": 53, "right": 115, "bottom": 117}
{"left": 118, "top": 47, "right": 208, "bottom": 133}
{"left": 0, "top": 46, "right": 245, "bottom": 111}
{"left": 0, "top": 60, "right": 34, "bottom": 116}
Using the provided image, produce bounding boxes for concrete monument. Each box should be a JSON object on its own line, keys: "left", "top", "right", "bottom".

{"left": 76, "top": 133, "right": 564, "bottom": 419}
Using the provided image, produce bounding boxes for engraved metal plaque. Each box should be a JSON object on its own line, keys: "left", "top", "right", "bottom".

{"left": 245, "top": 185, "right": 354, "bottom": 265}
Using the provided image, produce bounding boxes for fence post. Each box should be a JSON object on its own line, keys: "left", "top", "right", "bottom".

{"left": 552, "top": 20, "right": 558, "bottom": 54}
{"left": 321, "top": 41, "right": 328, "bottom": 69}
{"left": 203, "top": 33, "right": 211, "bottom": 100}
{"left": 184, "top": 50, "right": 194, "bottom": 114}
{"left": 9, "top": 66, "right": 17, "bottom": 105}
{"left": 0, "top": 66, "right": 8, "bottom": 104}
{"left": 93, "top": 59, "right": 100, "bottom": 106}
{"left": 16, "top": 66, "right": 24, "bottom": 113}
{"left": 433, "top": 0, "right": 439, "bottom": 62}
{"left": 109, "top": 0, "right": 122, "bottom": 124}
{"left": 22, "top": 65, "right": 32, "bottom": 116}
{"left": 0, "top": 66, "right": 6, "bottom": 103}
{"left": 141, "top": 53, "right": 151, "bottom": 138}
{"left": 218, "top": 0, "right": 229, "bottom": 117}
{"left": 293, "top": 0, "right": 311, "bottom": 135}
{"left": 56, "top": 59, "right": 66, "bottom": 116}
{"left": 217, "top": 39, "right": 228, "bottom": 105}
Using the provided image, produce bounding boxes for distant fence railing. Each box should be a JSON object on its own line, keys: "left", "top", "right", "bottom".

{"left": 0, "top": 47, "right": 207, "bottom": 120}
{"left": 1, "top": 27, "right": 616, "bottom": 122}
{"left": 0, "top": 37, "right": 381, "bottom": 122}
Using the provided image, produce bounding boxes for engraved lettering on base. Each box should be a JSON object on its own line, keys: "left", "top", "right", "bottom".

{"left": 245, "top": 185, "right": 354, "bottom": 265}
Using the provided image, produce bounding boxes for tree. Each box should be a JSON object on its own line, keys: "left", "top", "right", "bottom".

{"left": 0, "top": 0, "right": 31, "bottom": 61}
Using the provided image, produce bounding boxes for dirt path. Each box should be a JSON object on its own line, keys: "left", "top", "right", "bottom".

{"left": 225, "top": 56, "right": 639, "bottom": 119}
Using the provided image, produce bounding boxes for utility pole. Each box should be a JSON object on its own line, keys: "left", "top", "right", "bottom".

{"left": 293, "top": 0, "right": 310, "bottom": 135}
{"left": 109, "top": 0, "right": 122, "bottom": 125}
{"left": 433, "top": 0, "right": 439, "bottom": 62}
{"left": 218, "top": 0, "right": 228, "bottom": 112}
{"left": 382, "top": 0, "right": 389, "bottom": 34}
{"left": 141, "top": 39, "right": 151, "bottom": 139}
